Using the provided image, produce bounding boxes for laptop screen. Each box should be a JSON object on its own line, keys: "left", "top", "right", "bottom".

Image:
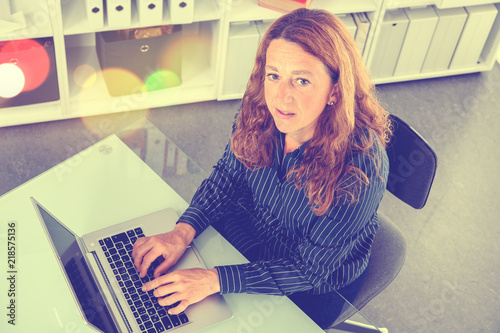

{"left": 37, "top": 203, "right": 118, "bottom": 333}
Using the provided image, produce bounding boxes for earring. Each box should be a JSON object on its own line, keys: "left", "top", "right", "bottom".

{"left": 328, "top": 101, "right": 334, "bottom": 106}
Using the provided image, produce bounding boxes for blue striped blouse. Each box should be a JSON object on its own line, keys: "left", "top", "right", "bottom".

{"left": 179, "top": 128, "right": 389, "bottom": 296}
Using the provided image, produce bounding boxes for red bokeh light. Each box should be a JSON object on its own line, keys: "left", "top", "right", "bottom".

{"left": 0, "top": 39, "right": 50, "bottom": 92}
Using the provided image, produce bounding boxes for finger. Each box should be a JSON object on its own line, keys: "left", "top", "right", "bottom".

{"left": 153, "top": 283, "right": 177, "bottom": 298}
{"left": 138, "top": 249, "right": 164, "bottom": 278}
{"left": 132, "top": 235, "right": 148, "bottom": 251}
{"left": 157, "top": 291, "right": 181, "bottom": 307}
{"left": 142, "top": 273, "right": 174, "bottom": 292}
{"left": 168, "top": 300, "right": 190, "bottom": 315}
{"left": 153, "top": 258, "right": 175, "bottom": 278}
{"left": 132, "top": 237, "right": 152, "bottom": 270}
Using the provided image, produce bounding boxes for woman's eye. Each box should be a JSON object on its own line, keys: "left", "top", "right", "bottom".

{"left": 297, "top": 78, "right": 310, "bottom": 86}
{"left": 266, "top": 73, "right": 279, "bottom": 81}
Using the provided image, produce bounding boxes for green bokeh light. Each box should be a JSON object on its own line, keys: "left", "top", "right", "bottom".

{"left": 145, "top": 70, "right": 181, "bottom": 92}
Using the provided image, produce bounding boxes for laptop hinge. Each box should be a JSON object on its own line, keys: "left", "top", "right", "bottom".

{"left": 85, "top": 252, "right": 133, "bottom": 333}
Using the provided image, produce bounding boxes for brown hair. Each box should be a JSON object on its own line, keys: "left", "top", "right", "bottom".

{"left": 231, "top": 9, "right": 391, "bottom": 215}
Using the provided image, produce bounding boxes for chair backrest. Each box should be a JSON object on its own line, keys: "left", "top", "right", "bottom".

{"left": 385, "top": 114, "right": 437, "bottom": 209}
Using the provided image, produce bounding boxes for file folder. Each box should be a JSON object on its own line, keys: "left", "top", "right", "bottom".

{"left": 353, "top": 12, "right": 371, "bottom": 55}
{"left": 222, "top": 22, "right": 260, "bottom": 96}
{"left": 394, "top": 6, "right": 438, "bottom": 76}
{"left": 136, "top": 0, "right": 163, "bottom": 26}
{"left": 168, "top": 0, "right": 194, "bottom": 24}
{"left": 338, "top": 14, "right": 357, "bottom": 38}
{"left": 369, "top": 9, "right": 409, "bottom": 79}
{"left": 106, "top": 0, "right": 132, "bottom": 28}
{"left": 86, "top": 0, "right": 104, "bottom": 29}
{"left": 421, "top": 6, "right": 467, "bottom": 72}
{"left": 450, "top": 4, "right": 498, "bottom": 69}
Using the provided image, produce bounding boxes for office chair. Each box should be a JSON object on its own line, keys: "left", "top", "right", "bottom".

{"left": 327, "top": 114, "right": 438, "bottom": 333}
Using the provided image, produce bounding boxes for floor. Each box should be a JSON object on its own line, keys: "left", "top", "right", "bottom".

{"left": 1, "top": 64, "right": 499, "bottom": 333}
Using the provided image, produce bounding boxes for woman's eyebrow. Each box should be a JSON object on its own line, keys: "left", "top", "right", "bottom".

{"left": 291, "top": 70, "right": 315, "bottom": 77}
{"left": 265, "top": 65, "right": 315, "bottom": 77}
{"left": 265, "top": 65, "right": 279, "bottom": 72}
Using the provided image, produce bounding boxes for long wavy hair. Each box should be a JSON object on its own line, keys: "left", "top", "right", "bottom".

{"left": 231, "top": 9, "right": 391, "bottom": 215}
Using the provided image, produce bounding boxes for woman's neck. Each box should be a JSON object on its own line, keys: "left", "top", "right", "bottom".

{"left": 284, "top": 134, "right": 303, "bottom": 155}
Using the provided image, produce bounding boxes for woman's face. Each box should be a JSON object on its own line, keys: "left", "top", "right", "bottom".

{"left": 264, "top": 38, "right": 335, "bottom": 146}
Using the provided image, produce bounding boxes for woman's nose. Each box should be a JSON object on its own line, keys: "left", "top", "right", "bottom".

{"left": 275, "top": 80, "right": 293, "bottom": 104}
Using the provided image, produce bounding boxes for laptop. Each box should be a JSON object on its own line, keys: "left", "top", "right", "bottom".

{"left": 31, "top": 197, "right": 232, "bottom": 333}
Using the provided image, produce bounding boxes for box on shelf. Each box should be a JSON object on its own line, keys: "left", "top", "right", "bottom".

{"left": 353, "top": 12, "right": 371, "bottom": 56}
{"left": 369, "top": 9, "right": 409, "bottom": 78}
{"left": 168, "top": 0, "right": 194, "bottom": 24}
{"left": 223, "top": 22, "right": 260, "bottom": 96}
{"left": 0, "top": 37, "right": 59, "bottom": 108}
{"left": 421, "top": 6, "right": 467, "bottom": 73}
{"left": 393, "top": 6, "right": 438, "bottom": 76}
{"left": 106, "top": 0, "right": 132, "bottom": 27}
{"left": 449, "top": 4, "right": 498, "bottom": 69}
{"left": 86, "top": 0, "right": 104, "bottom": 29}
{"left": 95, "top": 25, "right": 183, "bottom": 97}
{"left": 136, "top": 0, "right": 163, "bottom": 26}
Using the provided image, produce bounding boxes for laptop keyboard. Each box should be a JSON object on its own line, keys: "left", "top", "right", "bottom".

{"left": 99, "top": 228, "right": 189, "bottom": 332}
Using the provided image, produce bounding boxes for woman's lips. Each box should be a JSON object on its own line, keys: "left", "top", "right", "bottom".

{"left": 276, "top": 108, "right": 295, "bottom": 119}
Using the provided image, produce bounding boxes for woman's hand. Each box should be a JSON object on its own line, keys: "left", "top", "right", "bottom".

{"left": 142, "top": 268, "right": 220, "bottom": 315}
{"left": 132, "top": 222, "right": 196, "bottom": 278}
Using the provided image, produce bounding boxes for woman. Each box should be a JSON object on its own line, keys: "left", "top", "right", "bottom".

{"left": 132, "top": 8, "right": 391, "bottom": 329}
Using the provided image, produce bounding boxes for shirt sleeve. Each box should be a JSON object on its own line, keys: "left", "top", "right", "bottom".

{"left": 215, "top": 146, "right": 389, "bottom": 295}
{"left": 177, "top": 141, "right": 248, "bottom": 237}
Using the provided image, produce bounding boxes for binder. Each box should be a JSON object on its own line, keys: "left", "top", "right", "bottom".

{"left": 369, "top": 9, "right": 409, "bottom": 79}
{"left": 222, "top": 22, "right": 260, "bottom": 96}
{"left": 394, "top": 6, "right": 438, "bottom": 76}
{"left": 106, "top": 0, "right": 132, "bottom": 28}
{"left": 421, "top": 6, "right": 467, "bottom": 72}
{"left": 168, "top": 0, "right": 194, "bottom": 24}
{"left": 338, "top": 14, "right": 357, "bottom": 38}
{"left": 353, "top": 12, "right": 371, "bottom": 55}
{"left": 85, "top": 0, "right": 104, "bottom": 29}
{"left": 136, "top": 0, "right": 163, "bottom": 26}
{"left": 450, "top": 4, "right": 498, "bottom": 69}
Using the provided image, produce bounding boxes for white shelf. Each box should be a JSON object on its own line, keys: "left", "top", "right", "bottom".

{"left": 372, "top": 63, "right": 492, "bottom": 84}
{"left": 0, "top": 100, "right": 61, "bottom": 127}
{"left": 0, "top": 0, "right": 54, "bottom": 40}
{"left": 61, "top": 0, "right": 221, "bottom": 35}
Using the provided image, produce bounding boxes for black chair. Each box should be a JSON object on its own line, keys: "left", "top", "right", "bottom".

{"left": 327, "top": 114, "right": 438, "bottom": 332}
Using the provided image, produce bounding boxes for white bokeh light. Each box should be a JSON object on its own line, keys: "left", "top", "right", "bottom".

{"left": 0, "top": 63, "right": 25, "bottom": 98}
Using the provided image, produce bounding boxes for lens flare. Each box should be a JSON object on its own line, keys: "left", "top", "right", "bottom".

{"left": 145, "top": 70, "right": 181, "bottom": 91}
{"left": 0, "top": 63, "right": 25, "bottom": 98}
{"left": 74, "top": 64, "right": 97, "bottom": 88}
{"left": 0, "top": 39, "right": 50, "bottom": 92}
{"left": 101, "top": 67, "right": 148, "bottom": 97}
{"left": 80, "top": 68, "right": 149, "bottom": 138}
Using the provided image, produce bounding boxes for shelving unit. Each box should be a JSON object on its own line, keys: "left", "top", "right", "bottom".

{"left": 369, "top": 1, "right": 500, "bottom": 84}
{"left": 1, "top": 0, "right": 499, "bottom": 127}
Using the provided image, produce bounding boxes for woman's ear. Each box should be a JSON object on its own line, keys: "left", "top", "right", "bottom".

{"left": 327, "top": 86, "right": 337, "bottom": 106}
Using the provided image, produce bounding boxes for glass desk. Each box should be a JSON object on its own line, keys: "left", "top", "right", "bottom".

{"left": 0, "top": 119, "right": 382, "bottom": 332}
